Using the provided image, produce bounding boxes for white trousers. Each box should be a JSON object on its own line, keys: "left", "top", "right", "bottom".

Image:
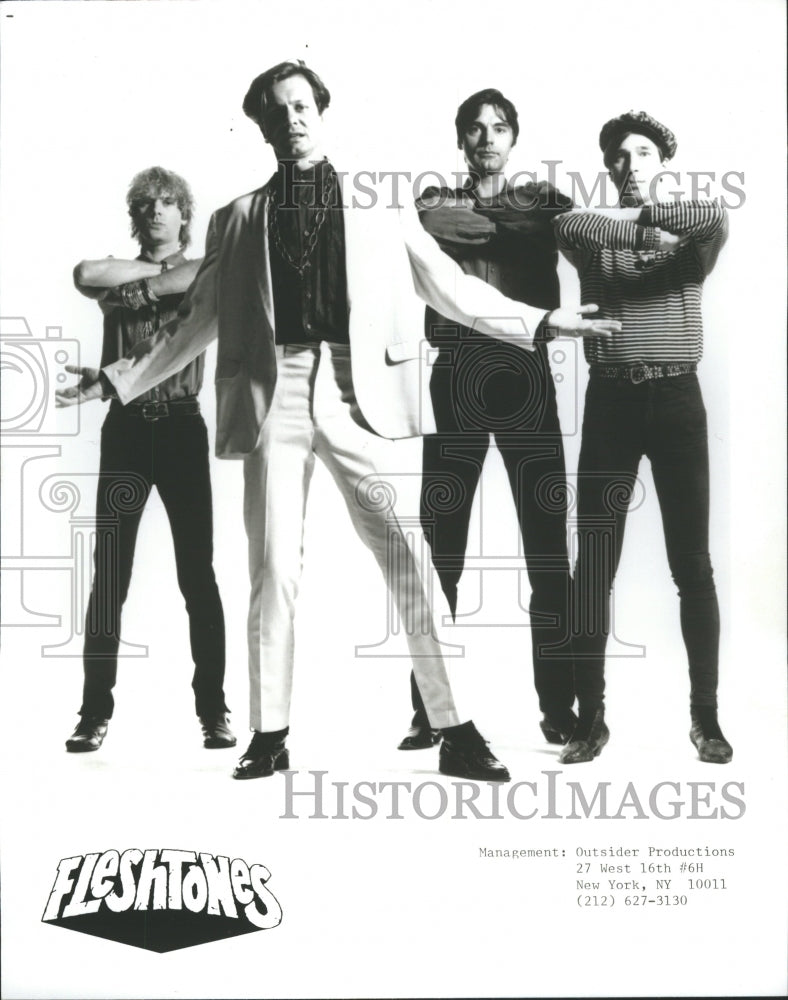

{"left": 243, "top": 342, "right": 462, "bottom": 732}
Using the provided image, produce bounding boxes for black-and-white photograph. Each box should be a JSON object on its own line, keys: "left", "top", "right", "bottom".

{"left": 1, "top": 0, "right": 785, "bottom": 996}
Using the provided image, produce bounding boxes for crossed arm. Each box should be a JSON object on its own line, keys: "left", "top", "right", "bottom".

{"left": 417, "top": 182, "right": 572, "bottom": 249}
{"left": 408, "top": 191, "right": 615, "bottom": 347}
{"left": 56, "top": 205, "right": 621, "bottom": 409}
{"left": 56, "top": 255, "right": 207, "bottom": 402}
{"left": 401, "top": 200, "right": 620, "bottom": 351}
{"left": 74, "top": 257, "right": 203, "bottom": 305}
{"left": 416, "top": 192, "right": 496, "bottom": 249}
{"left": 57, "top": 218, "right": 221, "bottom": 406}
{"left": 554, "top": 201, "right": 729, "bottom": 273}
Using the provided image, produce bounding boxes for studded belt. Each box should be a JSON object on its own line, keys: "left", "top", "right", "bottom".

{"left": 589, "top": 363, "right": 697, "bottom": 384}
{"left": 117, "top": 397, "right": 200, "bottom": 421}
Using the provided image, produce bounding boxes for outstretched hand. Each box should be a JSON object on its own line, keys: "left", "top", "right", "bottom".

{"left": 55, "top": 365, "right": 103, "bottom": 407}
{"left": 544, "top": 304, "right": 622, "bottom": 339}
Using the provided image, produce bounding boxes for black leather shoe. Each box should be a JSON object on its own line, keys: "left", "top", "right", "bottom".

{"left": 539, "top": 708, "right": 578, "bottom": 746}
{"left": 439, "top": 721, "right": 510, "bottom": 782}
{"left": 200, "top": 713, "right": 237, "bottom": 749}
{"left": 232, "top": 731, "right": 289, "bottom": 780}
{"left": 398, "top": 711, "right": 442, "bottom": 750}
{"left": 559, "top": 709, "right": 609, "bottom": 764}
{"left": 66, "top": 716, "right": 109, "bottom": 753}
{"left": 690, "top": 708, "right": 732, "bottom": 764}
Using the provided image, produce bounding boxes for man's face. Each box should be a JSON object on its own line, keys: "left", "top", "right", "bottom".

{"left": 261, "top": 74, "right": 324, "bottom": 163}
{"left": 461, "top": 104, "right": 515, "bottom": 177}
{"left": 607, "top": 133, "right": 665, "bottom": 206}
{"left": 132, "top": 190, "right": 184, "bottom": 250}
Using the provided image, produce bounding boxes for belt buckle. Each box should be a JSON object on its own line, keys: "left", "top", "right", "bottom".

{"left": 630, "top": 365, "right": 647, "bottom": 385}
{"left": 140, "top": 401, "right": 168, "bottom": 421}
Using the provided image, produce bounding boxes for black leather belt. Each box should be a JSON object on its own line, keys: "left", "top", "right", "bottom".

{"left": 590, "top": 363, "right": 697, "bottom": 384}
{"left": 118, "top": 397, "right": 200, "bottom": 421}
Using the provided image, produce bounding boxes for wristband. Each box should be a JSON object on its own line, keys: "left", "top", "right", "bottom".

{"left": 98, "top": 371, "right": 117, "bottom": 400}
{"left": 140, "top": 278, "right": 159, "bottom": 305}
{"left": 117, "top": 280, "right": 146, "bottom": 310}
{"left": 538, "top": 313, "right": 558, "bottom": 343}
{"left": 117, "top": 278, "right": 158, "bottom": 310}
{"left": 636, "top": 226, "right": 661, "bottom": 254}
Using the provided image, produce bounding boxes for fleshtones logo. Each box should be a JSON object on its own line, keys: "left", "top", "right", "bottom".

{"left": 41, "top": 849, "right": 282, "bottom": 953}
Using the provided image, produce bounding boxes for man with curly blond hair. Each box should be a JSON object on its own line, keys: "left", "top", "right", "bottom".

{"left": 64, "top": 166, "right": 235, "bottom": 755}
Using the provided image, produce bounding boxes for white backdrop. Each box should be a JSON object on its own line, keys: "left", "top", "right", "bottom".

{"left": 1, "top": 1, "right": 785, "bottom": 997}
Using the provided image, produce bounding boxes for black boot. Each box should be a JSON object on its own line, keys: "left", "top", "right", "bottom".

{"left": 539, "top": 707, "right": 578, "bottom": 746}
{"left": 559, "top": 708, "right": 609, "bottom": 764}
{"left": 66, "top": 715, "right": 109, "bottom": 753}
{"left": 439, "top": 721, "right": 510, "bottom": 782}
{"left": 232, "top": 728, "right": 289, "bottom": 780}
{"left": 199, "top": 713, "right": 237, "bottom": 749}
{"left": 690, "top": 707, "right": 732, "bottom": 764}
{"left": 398, "top": 709, "right": 442, "bottom": 750}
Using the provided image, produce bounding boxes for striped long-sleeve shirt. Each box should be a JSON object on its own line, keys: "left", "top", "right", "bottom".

{"left": 554, "top": 201, "right": 729, "bottom": 365}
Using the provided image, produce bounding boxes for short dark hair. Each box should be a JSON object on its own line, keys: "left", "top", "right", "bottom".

{"left": 127, "top": 166, "right": 195, "bottom": 248}
{"left": 242, "top": 60, "right": 331, "bottom": 130}
{"left": 455, "top": 88, "right": 519, "bottom": 148}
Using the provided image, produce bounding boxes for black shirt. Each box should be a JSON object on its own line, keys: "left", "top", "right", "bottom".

{"left": 418, "top": 180, "right": 572, "bottom": 431}
{"left": 268, "top": 159, "right": 349, "bottom": 345}
{"left": 99, "top": 249, "right": 204, "bottom": 403}
{"left": 418, "top": 179, "right": 572, "bottom": 341}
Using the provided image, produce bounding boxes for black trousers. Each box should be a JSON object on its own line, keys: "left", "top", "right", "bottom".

{"left": 412, "top": 337, "right": 574, "bottom": 718}
{"left": 572, "top": 374, "right": 720, "bottom": 713}
{"left": 80, "top": 403, "right": 227, "bottom": 719}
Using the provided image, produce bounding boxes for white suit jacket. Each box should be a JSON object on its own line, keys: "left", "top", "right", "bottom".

{"left": 105, "top": 170, "right": 546, "bottom": 458}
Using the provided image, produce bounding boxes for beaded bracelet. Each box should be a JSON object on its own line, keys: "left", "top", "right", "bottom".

{"left": 118, "top": 278, "right": 158, "bottom": 310}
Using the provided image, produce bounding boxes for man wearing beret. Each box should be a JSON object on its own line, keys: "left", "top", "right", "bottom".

{"left": 554, "top": 110, "right": 732, "bottom": 764}
{"left": 57, "top": 62, "right": 618, "bottom": 782}
{"left": 398, "top": 88, "right": 586, "bottom": 753}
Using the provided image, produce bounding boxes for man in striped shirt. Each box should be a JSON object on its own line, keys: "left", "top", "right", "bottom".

{"left": 553, "top": 110, "right": 731, "bottom": 765}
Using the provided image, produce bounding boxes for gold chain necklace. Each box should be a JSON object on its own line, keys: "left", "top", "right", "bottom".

{"left": 268, "top": 169, "right": 336, "bottom": 276}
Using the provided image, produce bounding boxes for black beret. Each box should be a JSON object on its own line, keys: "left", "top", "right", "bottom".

{"left": 599, "top": 110, "right": 677, "bottom": 162}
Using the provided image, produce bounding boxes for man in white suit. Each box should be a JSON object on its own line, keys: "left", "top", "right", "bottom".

{"left": 57, "top": 61, "right": 617, "bottom": 781}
